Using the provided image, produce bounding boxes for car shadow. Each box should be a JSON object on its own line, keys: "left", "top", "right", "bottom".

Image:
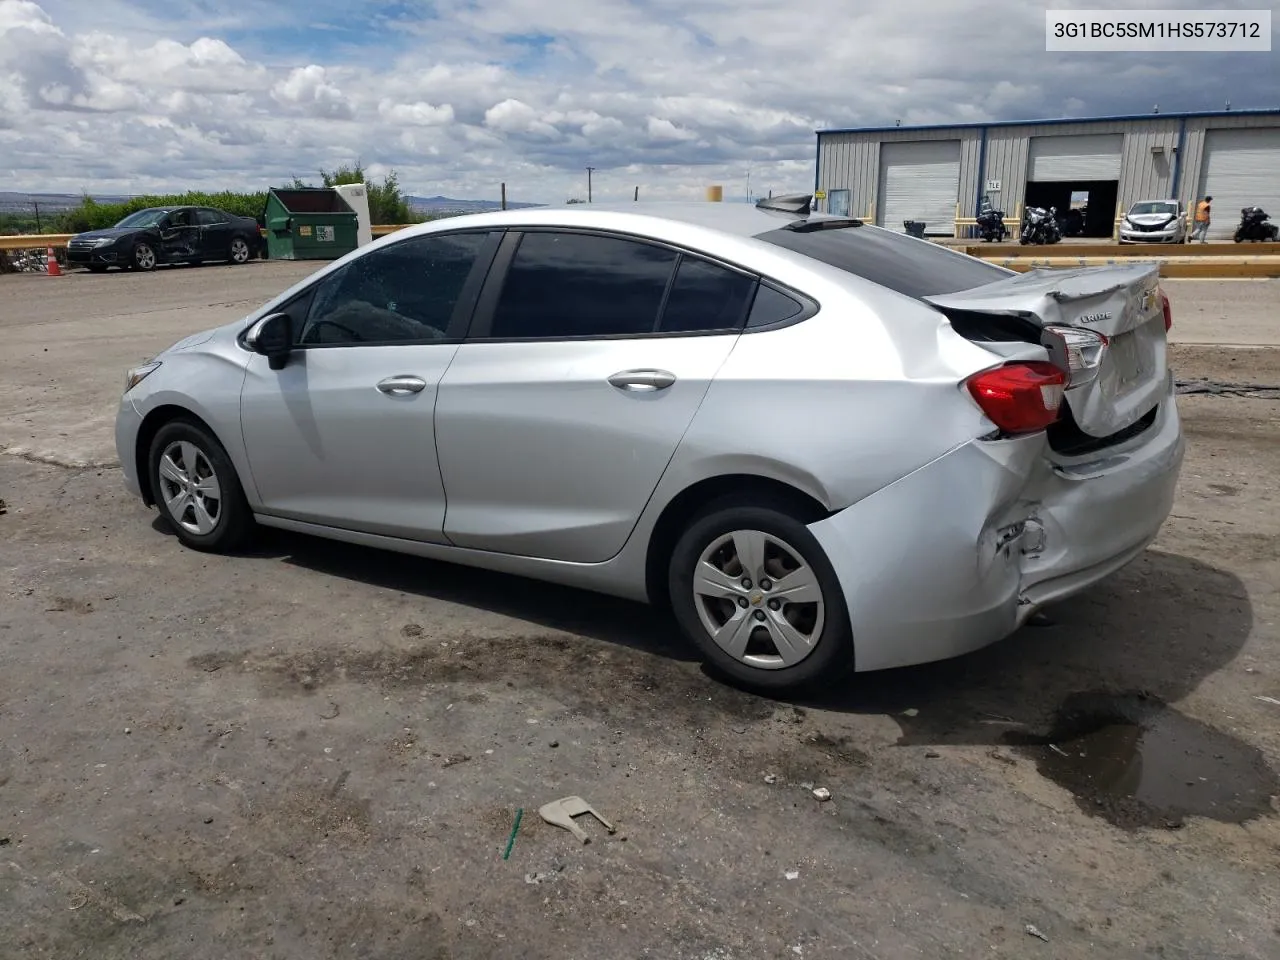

{"left": 164, "top": 517, "right": 1251, "bottom": 735}
{"left": 797, "top": 547, "right": 1254, "bottom": 743}
{"left": 229, "top": 523, "right": 698, "bottom": 663}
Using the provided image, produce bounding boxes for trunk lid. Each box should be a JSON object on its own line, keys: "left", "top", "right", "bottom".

{"left": 925, "top": 263, "right": 1166, "bottom": 438}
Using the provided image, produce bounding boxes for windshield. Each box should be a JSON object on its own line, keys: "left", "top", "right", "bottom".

{"left": 754, "top": 223, "right": 1011, "bottom": 300}
{"left": 1129, "top": 202, "right": 1177, "bottom": 216}
{"left": 114, "top": 209, "right": 170, "bottom": 228}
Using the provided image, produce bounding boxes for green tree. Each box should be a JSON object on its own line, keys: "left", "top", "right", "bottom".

{"left": 311, "top": 161, "right": 416, "bottom": 225}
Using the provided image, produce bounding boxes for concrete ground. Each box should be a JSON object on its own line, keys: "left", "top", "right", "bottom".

{"left": 1, "top": 263, "right": 1279, "bottom": 959}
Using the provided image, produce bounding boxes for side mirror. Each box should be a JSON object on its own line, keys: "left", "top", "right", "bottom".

{"left": 246, "top": 312, "right": 294, "bottom": 370}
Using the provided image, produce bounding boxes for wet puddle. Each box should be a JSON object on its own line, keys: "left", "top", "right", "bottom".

{"left": 1007, "top": 691, "right": 1279, "bottom": 829}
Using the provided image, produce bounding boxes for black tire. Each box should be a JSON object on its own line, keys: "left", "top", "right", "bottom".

{"left": 148, "top": 419, "right": 253, "bottom": 553}
{"left": 132, "top": 241, "right": 157, "bottom": 271}
{"left": 667, "top": 497, "right": 854, "bottom": 694}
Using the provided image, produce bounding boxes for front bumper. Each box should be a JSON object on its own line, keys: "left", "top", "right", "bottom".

{"left": 1118, "top": 226, "right": 1181, "bottom": 243}
{"left": 67, "top": 246, "right": 122, "bottom": 265}
{"left": 808, "top": 380, "right": 1184, "bottom": 672}
{"left": 115, "top": 395, "right": 144, "bottom": 499}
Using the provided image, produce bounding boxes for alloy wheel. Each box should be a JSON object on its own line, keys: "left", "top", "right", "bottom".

{"left": 230, "top": 238, "right": 250, "bottom": 263}
{"left": 135, "top": 243, "right": 156, "bottom": 270}
{"left": 692, "top": 529, "right": 826, "bottom": 669}
{"left": 157, "top": 440, "right": 223, "bottom": 536}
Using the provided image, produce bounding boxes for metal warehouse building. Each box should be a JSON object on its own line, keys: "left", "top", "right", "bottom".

{"left": 813, "top": 108, "right": 1280, "bottom": 240}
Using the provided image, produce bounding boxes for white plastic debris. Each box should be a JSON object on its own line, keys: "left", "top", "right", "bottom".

{"left": 1025, "top": 923, "right": 1049, "bottom": 942}
{"left": 1255, "top": 695, "right": 1280, "bottom": 707}
{"left": 784, "top": 869, "right": 800, "bottom": 881}
{"left": 812, "top": 787, "right": 832, "bottom": 802}
{"left": 764, "top": 774, "right": 778, "bottom": 785}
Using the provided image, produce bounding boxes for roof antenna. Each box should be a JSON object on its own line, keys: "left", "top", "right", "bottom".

{"left": 895, "top": 119, "right": 901, "bottom": 126}
{"left": 1225, "top": 99, "right": 1231, "bottom": 111}
{"left": 1153, "top": 104, "right": 1159, "bottom": 113}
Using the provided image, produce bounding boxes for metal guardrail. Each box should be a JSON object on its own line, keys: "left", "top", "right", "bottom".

{"left": 0, "top": 233, "right": 74, "bottom": 251}
{"left": 1, "top": 224, "right": 415, "bottom": 252}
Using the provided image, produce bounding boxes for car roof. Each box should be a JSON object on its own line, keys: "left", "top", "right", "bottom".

{"left": 413, "top": 201, "right": 820, "bottom": 240}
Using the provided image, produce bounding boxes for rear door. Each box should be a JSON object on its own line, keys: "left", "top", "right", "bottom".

{"left": 434, "top": 229, "right": 755, "bottom": 563}
{"left": 196, "top": 208, "right": 231, "bottom": 259}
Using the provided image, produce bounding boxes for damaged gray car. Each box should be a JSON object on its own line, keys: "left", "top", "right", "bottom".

{"left": 115, "top": 195, "right": 1184, "bottom": 693}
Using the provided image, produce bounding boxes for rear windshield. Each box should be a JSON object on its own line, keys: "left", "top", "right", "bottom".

{"left": 754, "top": 223, "right": 1011, "bottom": 299}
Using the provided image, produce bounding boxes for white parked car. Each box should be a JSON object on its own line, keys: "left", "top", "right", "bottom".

{"left": 1119, "top": 199, "right": 1188, "bottom": 244}
{"left": 115, "top": 196, "right": 1184, "bottom": 693}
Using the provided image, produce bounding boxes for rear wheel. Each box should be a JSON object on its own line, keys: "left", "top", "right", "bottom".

{"left": 668, "top": 500, "right": 853, "bottom": 693}
{"left": 148, "top": 419, "right": 253, "bottom": 552}
{"left": 229, "top": 237, "right": 251, "bottom": 264}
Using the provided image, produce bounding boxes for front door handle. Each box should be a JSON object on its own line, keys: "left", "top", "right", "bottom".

{"left": 607, "top": 369, "right": 676, "bottom": 392}
{"left": 377, "top": 375, "right": 428, "bottom": 396}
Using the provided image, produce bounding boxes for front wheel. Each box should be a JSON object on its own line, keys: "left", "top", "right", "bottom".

{"left": 668, "top": 500, "right": 854, "bottom": 693}
{"left": 132, "top": 242, "right": 157, "bottom": 271}
{"left": 229, "top": 237, "right": 251, "bottom": 264}
{"left": 149, "top": 419, "right": 254, "bottom": 552}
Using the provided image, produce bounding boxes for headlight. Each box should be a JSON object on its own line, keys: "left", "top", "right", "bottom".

{"left": 124, "top": 360, "right": 161, "bottom": 393}
{"left": 91, "top": 237, "right": 116, "bottom": 247}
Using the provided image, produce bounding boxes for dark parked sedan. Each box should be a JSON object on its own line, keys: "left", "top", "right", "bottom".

{"left": 66, "top": 206, "right": 262, "bottom": 272}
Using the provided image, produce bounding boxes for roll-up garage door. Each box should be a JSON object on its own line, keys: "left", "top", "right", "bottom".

{"left": 877, "top": 140, "right": 960, "bottom": 235}
{"left": 1197, "top": 127, "right": 1280, "bottom": 240}
{"left": 1028, "top": 134, "right": 1123, "bottom": 181}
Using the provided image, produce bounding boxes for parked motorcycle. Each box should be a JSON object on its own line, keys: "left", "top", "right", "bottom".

{"left": 1234, "top": 206, "right": 1279, "bottom": 242}
{"left": 1056, "top": 207, "right": 1085, "bottom": 237}
{"left": 1019, "top": 206, "right": 1062, "bottom": 245}
{"left": 975, "top": 196, "right": 1007, "bottom": 242}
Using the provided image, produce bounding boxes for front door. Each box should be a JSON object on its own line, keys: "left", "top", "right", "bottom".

{"left": 239, "top": 230, "right": 498, "bottom": 541}
{"left": 435, "top": 230, "right": 755, "bottom": 564}
{"left": 159, "top": 208, "right": 200, "bottom": 261}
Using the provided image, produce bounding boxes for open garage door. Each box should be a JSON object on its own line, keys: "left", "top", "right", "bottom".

{"left": 1028, "top": 134, "right": 1123, "bottom": 180}
{"left": 1197, "top": 127, "right": 1280, "bottom": 240}
{"left": 877, "top": 140, "right": 960, "bottom": 236}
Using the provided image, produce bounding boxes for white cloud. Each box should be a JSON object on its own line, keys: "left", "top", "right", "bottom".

{"left": 272, "top": 64, "right": 353, "bottom": 119}
{"left": 0, "top": 0, "right": 1270, "bottom": 203}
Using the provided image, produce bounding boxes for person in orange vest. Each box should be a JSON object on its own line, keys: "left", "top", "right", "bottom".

{"left": 1192, "top": 195, "right": 1212, "bottom": 242}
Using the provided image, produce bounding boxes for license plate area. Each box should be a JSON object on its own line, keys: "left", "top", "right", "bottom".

{"left": 1110, "top": 331, "right": 1143, "bottom": 390}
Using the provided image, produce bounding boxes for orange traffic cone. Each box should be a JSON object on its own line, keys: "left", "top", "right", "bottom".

{"left": 46, "top": 246, "right": 62, "bottom": 277}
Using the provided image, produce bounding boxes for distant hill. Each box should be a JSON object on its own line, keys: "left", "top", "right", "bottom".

{"left": 1, "top": 191, "right": 545, "bottom": 217}
{"left": 0, "top": 192, "right": 132, "bottom": 213}
{"left": 408, "top": 195, "right": 545, "bottom": 215}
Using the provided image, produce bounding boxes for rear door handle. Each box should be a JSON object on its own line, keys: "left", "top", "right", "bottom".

{"left": 377, "top": 375, "right": 428, "bottom": 396}
{"left": 607, "top": 369, "right": 676, "bottom": 392}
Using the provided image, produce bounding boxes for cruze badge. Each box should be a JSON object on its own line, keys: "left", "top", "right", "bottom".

{"left": 1079, "top": 311, "right": 1112, "bottom": 324}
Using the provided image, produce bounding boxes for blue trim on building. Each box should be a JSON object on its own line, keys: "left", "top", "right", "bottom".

{"left": 1171, "top": 116, "right": 1188, "bottom": 201}
{"left": 816, "top": 108, "right": 1280, "bottom": 137}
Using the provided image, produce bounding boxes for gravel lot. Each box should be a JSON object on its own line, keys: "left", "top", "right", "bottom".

{"left": 2, "top": 263, "right": 1278, "bottom": 959}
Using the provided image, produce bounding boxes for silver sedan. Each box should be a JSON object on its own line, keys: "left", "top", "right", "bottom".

{"left": 115, "top": 197, "right": 1185, "bottom": 693}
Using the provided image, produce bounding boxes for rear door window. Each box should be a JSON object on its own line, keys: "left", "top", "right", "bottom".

{"left": 659, "top": 255, "right": 756, "bottom": 332}
{"left": 755, "top": 223, "right": 1011, "bottom": 299}
{"left": 488, "top": 232, "right": 677, "bottom": 339}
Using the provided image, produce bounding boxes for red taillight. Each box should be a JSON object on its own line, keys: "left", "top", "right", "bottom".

{"left": 966, "top": 362, "right": 1067, "bottom": 435}
{"left": 1160, "top": 290, "right": 1172, "bottom": 332}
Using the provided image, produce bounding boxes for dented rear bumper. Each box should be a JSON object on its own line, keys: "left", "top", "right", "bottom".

{"left": 808, "top": 376, "right": 1183, "bottom": 672}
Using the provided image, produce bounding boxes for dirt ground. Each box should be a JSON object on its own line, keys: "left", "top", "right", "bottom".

{"left": 1, "top": 265, "right": 1279, "bottom": 959}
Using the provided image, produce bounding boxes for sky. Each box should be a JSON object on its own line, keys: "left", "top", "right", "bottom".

{"left": 0, "top": 0, "right": 1276, "bottom": 203}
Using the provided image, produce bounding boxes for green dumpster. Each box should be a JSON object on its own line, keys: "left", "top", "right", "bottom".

{"left": 263, "top": 187, "right": 359, "bottom": 260}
